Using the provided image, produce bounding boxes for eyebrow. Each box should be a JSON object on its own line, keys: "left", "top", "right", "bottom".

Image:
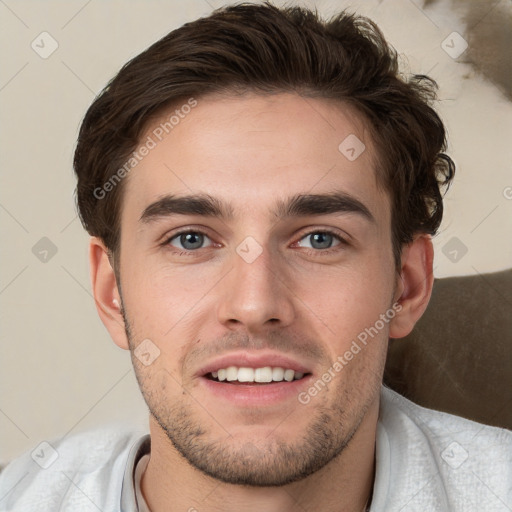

{"left": 139, "top": 191, "right": 375, "bottom": 224}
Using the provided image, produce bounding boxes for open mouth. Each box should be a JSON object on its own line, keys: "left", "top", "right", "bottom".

{"left": 205, "top": 366, "right": 311, "bottom": 385}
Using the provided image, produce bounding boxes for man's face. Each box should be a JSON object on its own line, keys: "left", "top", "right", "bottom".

{"left": 117, "top": 92, "right": 398, "bottom": 486}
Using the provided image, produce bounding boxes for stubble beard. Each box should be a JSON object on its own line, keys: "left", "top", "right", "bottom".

{"left": 121, "top": 304, "right": 377, "bottom": 487}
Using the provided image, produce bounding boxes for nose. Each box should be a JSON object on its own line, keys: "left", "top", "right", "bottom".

{"left": 216, "top": 241, "right": 295, "bottom": 333}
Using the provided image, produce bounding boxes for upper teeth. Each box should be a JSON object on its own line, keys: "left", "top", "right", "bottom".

{"left": 211, "top": 366, "right": 304, "bottom": 383}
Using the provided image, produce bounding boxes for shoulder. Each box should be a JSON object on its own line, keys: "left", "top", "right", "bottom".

{"left": 0, "top": 424, "right": 148, "bottom": 512}
{"left": 380, "top": 385, "right": 512, "bottom": 452}
{"left": 374, "top": 386, "right": 512, "bottom": 511}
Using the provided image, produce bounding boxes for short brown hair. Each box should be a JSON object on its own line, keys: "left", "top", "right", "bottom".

{"left": 74, "top": 1, "right": 455, "bottom": 270}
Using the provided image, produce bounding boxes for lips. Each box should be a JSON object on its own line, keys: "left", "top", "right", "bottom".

{"left": 209, "top": 366, "right": 305, "bottom": 383}
{"left": 196, "top": 351, "right": 312, "bottom": 382}
{"left": 195, "top": 351, "right": 314, "bottom": 405}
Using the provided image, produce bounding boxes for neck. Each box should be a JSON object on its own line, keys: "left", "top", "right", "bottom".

{"left": 141, "top": 399, "right": 378, "bottom": 512}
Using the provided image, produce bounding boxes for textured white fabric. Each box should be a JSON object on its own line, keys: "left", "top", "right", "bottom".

{"left": 1, "top": 386, "right": 511, "bottom": 511}
{"left": 371, "top": 387, "right": 512, "bottom": 511}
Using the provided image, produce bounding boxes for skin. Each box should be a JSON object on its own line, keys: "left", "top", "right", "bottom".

{"left": 90, "top": 92, "right": 433, "bottom": 512}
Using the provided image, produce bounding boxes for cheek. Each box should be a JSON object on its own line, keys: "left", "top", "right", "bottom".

{"left": 299, "top": 263, "right": 394, "bottom": 362}
{"left": 121, "top": 264, "right": 217, "bottom": 384}
{"left": 122, "top": 264, "right": 213, "bottom": 335}
{"left": 305, "top": 265, "right": 393, "bottom": 321}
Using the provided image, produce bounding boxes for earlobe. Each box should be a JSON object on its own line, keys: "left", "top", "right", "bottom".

{"left": 389, "top": 235, "right": 434, "bottom": 339}
{"left": 89, "top": 237, "right": 130, "bottom": 350}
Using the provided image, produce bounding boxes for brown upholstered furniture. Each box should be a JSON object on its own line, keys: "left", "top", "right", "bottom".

{"left": 384, "top": 268, "right": 512, "bottom": 430}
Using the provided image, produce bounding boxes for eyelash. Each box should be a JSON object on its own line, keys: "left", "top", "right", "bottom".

{"left": 162, "top": 228, "right": 348, "bottom": 257}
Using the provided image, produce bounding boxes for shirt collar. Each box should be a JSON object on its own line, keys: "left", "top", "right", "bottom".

{"left": 120, "top": 433, "right": 151, "bottom": 511}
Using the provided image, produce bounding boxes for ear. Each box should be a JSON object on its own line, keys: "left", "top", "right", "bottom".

{"left": 89, "top": 236, "right": 129, "bottom": 350}
{"left": 389, "top": 234, "right": 434, "bottom": 339}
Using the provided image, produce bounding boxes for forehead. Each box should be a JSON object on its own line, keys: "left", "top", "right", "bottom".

{"left": 121, "top": 91, "right": 389, "bottom": 225}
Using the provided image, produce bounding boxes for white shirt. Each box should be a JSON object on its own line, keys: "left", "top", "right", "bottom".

{"left": 1, "top": 386, "right": 510, "bottom": 511}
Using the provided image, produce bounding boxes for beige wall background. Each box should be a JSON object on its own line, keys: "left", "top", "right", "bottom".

{"left": 1, "top": 0, "right": 511, "bottom": 466}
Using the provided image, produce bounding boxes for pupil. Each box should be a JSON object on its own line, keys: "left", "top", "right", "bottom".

{"left": 311, "top": 232, "right": 332, "bottom": 249}
{"left": 181, "top": 232, "right": 203, "bottom": 250}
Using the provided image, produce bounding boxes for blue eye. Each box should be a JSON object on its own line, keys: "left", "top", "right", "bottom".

{"left": 167, "top": 231, "right": 212, "bottom": 251}
{"left": 298, "top": 231, "right": 341, "bottom": 250}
